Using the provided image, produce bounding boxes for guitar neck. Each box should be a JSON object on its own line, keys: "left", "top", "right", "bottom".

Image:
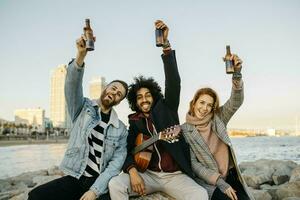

{"left": 132, "top": 134, "right": 160, "bottom": 155}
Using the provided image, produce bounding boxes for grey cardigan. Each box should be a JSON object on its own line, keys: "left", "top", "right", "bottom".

{"left": 182, "top": 82, "right": 255, "bottom": 200}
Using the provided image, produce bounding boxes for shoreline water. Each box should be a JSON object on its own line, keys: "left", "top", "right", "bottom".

{"left": 1, "top": 136, "right": 300, "bottom": 179}
{"left": 0, "top": 139, "right": 68, "bottom": 147}
{"left": 1, "top": 135, "right": 299, "bottom": 147}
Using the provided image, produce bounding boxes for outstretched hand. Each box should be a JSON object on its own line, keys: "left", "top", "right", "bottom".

{"left": 231, "top": 54, "right": 243, "bottom": 73}
{"left": 155, "top": 20, "right": 169, "bottom": 43}
{"left": 75, "top": 35, "right": 96, "bottom": 66}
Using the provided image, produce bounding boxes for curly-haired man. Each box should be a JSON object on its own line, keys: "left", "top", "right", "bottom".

{"left": 109, "top": 20, "right": 208, "bottom": 200}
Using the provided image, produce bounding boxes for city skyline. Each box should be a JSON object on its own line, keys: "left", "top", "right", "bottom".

{"left": 0, "top": 0, "right": 299, "bottom": 129}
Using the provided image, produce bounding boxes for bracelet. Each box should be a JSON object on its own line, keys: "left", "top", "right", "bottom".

{"left": 162, "top": 40, "right": 171, "bottom": 49}
{"left": 232, "top": 72, "right": 242, "bottom": 79}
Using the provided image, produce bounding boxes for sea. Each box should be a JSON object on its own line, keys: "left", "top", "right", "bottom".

{"left": 0, "top": 136, "right": 299, "bottom": 179}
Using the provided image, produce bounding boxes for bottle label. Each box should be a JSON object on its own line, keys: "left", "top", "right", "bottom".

{"left": 155, "top": 29, "right": 163, "bottom": 47}
{"left": 86, "top": 40, "right": 94, "bottom": 51}
{"left": 225, "top": 60, "right": 234, "bottom": 74}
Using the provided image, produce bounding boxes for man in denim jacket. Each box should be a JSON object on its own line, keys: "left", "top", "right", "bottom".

{"left": 28, "top": 31, "right": 128, "bottom": 200}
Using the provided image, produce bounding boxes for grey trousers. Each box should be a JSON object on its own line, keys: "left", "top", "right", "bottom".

{"left": 109, "top": 170, "right": 208, "bottom": 200}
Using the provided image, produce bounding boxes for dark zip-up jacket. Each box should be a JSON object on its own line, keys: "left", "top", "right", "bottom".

{"left": 122, "top": 50, "right": 193, "bottom": 178}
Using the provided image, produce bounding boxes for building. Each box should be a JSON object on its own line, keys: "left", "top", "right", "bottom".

{"left": 89, "top": 76, "right": 106, "bottom": 100}
{"left": 266, "top": 128, "right": 276, "bottom": 136}
{"left": 50, "top": 64, "right": 70, "bottom": 128}
{"left": 14, "top": 108, "right": 45, "bottom": 131}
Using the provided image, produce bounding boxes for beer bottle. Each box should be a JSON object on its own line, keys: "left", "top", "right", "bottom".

{"left": 224, "top": 45, "right": 234, "bottom": 74}
{"left": 84, "top": 19, "right": 94, "bottom": 51}
{"left": 155, "top": 29, "right": 164, "bottom": 47}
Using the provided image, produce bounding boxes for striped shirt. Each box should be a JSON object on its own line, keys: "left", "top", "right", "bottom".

{"left": 83, "top": 111, "right": 110, "bottom": 177}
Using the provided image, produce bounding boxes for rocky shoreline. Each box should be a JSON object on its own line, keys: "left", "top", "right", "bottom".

{"left": 1, "top": 159, "right": 299, "bottom": 200}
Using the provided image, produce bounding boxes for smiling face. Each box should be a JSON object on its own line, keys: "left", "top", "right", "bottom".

{"left": 100, "top": 82, "right": 126, "bottom": 109}
{"left": 193, "top": 94, "right": 215, "bottom": 120}
{"left": 136, "top": 87, "right": 153, "bottom": 115}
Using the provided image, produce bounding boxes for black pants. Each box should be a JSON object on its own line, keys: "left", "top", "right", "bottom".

{"left": 211, "top": 168, "right": 250, "bottom": 200}
{"left": 28, "top": 175, "right": 111, "bottom": 200}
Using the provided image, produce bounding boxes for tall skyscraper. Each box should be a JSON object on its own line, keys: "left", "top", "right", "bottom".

{"left": 89, "top": 76, "right": 106, "bottom": 100}
{"left": 50, "top": 64, "right": 69, "bottom": 128}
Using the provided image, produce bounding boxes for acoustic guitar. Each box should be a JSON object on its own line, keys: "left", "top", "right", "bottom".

{"left": 132, "top": 125, "right": 181, "bottom": 172}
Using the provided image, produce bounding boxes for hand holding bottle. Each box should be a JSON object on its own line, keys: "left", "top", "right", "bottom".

{"left": 231, "top": 54, "right": 243, "bottom": 73}
{"left": 155, "top": 20, "right": 170, "bottom": 49}
{"left": 75, "top": 19, "right": 96, "bottom": 66}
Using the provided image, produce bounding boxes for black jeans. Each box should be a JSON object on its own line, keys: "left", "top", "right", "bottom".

{"left": 28, "top": 175, "right": 111, "bottom": 200}
{"left": 211, "top": 168, "right": 249, "bottom": 200}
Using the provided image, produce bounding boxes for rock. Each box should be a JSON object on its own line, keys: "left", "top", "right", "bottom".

{"left": 273, "top": 175, "right": 290, "bottom": 185}
{"left": 260, "top": 184, "right": 280, "bottom": 200}
{"left": 248, "top": 188, "right": 272, "bottom": 200}
{"left": 276, "top": 181, "right": 300, "bottom": 199}
{"left": 7, "top": 170, "right": 47, "bottom": 188}
{"left": 32, "top": 175, "right": 62, "bottom": 187}
{"left": 47, "top": 166, "right": 63, "bottom": 176}
{"left": 8, "top": 188, "right": 30, "bottom": 200}
{"left": 0, "top": 189, "right": 25, "bottom": 200}
{"left": 10, "top": 182, "right": 27, "bottom": 192}
{"left": 239, "top": 159, "right": 298, "bottom": 188}
{"left": 0, "top": 180, "right": 11, "bottom": 192}
{"left": 130, "top": 192, "right": 175, "bottom": 200}
{"left": 282, "top": 197, "right": 300, "bottom": 200}
{"left": 240, "top": 160, "right": 274, "bottom": 188}
{"left": 0, "top": 181, "right": 27, "bottom": 195}
{"left": 272, "top": 161, "right": 298, "bottom": 185}
{"left": 290, "top": 166, "right": 300, "bottom": 182}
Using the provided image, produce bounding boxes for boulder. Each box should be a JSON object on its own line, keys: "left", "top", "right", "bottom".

{"left": 282, "top": 197, "right": 300, "bottom": 200}
{"left": 240, "top": 159, "right": 298, "bottom": 188}
{"left": 290, "top": 166, "right": 300, "bottom": 182}
{"left": 0, "top": 180, "right": 11, "bottom": 192}
{"left": 240, "top": 160, "right": 275, "bottom": 188}
{"left": 248, "top": 188, "right": 272, "bottom": 200}
{"left": 0, "top": 188, "right": 26, "bottom": 200}
{"left": 260, "top": 184, "right": 280, "bottom": 200}
{"left": 272, "top": 161, "right": 298, "bottom": 185}
{"left": 7, "top": 170, "right": 47, "bottom": 188}
{"left": 8, "top": 188, "right": 30, "bottom": 200}
{"left": 47, "top": 166, "right": 64, "bottom": 176}
{"left": 276, "top": 181, "right": 300, "bottom": 199}
{"left": 130, "top": 192, "right": 175, "bottom": 200}
{"left": 32, "top": 175, "right": 62, "bottom": 187}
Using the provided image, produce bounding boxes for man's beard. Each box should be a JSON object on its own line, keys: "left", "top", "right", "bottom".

{"left": 100, "top": 90, "right": 118, "bottom": 109}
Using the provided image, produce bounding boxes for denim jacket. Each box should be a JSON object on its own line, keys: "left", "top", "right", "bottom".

{"left": 60, "top": 60, "right": 128, "bottom": 197}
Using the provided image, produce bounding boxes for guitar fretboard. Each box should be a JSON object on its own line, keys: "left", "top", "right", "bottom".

{"left": 132, "top": 134, "right": 160, "bottom": 155}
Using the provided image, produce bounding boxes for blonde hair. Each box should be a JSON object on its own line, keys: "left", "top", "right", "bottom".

{"left": 188, "top": 87, "right": 220, "bottom": 116}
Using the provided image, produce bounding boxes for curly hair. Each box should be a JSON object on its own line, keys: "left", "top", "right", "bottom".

{"left": 127, "top": 76, "right": 163, "bottom": 112}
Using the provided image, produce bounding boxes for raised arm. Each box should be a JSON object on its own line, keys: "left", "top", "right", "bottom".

{"left": 155, "top": 20, "right": 181, "bottom": 111}
{"left": 64, "top": 35, "right": 92, "bottom": 122}
{"left": 218, "top": 54, "right": 244, "bottom": 125}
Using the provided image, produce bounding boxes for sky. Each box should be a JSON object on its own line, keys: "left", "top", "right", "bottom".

{"left": 0, "top": 0, "right": 299, "bottom": 130}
